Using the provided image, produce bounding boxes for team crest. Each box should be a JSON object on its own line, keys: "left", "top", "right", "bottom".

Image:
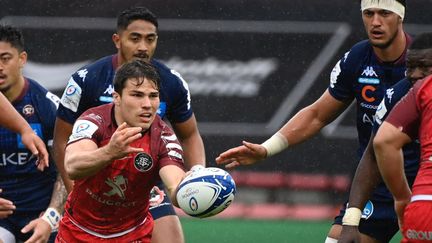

{"left": 134, "top": 152, "right": 153, "bottom": 172}
{"left": 22, "top": 104, "right": 34, "bottom": 117}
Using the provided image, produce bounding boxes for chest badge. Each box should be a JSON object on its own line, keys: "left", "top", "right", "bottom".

{"left": 134, "top": 152, "right": 153, "bottom": 172}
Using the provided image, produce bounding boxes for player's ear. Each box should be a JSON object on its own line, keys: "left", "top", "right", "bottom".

{"left": 18, "top": 51, "right": 27, "bottom": 68}
{"left": 112, "top": 33, "right": 120, "bottom": 49}
{"left": 113, "top": 91, "right": 121, "bottom": 106}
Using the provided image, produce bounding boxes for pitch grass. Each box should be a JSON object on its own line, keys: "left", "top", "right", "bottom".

{"left": 181, "top": 218, "right": 402, "bottom": 243}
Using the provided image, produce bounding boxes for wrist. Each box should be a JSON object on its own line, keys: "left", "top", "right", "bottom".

{"left": 41, "top": 207, "right": 61, "bottom": 231}
{"left": 261, "top": 132, "right": 289, "bottom": 157}
{"left": 342, "top": 207, "right": 362, "bottom": 226}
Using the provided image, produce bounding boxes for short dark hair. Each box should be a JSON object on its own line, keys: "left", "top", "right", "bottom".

{"left": 410, "top": 32, "right": 432, "bottom": 50}
{"left": 114, "top": 60, "right": 160, "bottom": 94}
{"left": 0, "top": 25, "right": 25, "bottom": 52}
{"left": 117, "top": 7, "right": 158, "bottom": 32}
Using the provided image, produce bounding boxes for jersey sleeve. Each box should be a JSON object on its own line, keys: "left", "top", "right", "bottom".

{"left": 165, "top": 69, "right": 193, "bottom": 123}
{"left": 57, "top": 69, "right": 90, "bottom": 124}
{"left": 328, "top": 51, "right": 356, "bottom": 101}
{"left": 157, "top": 124, "right": 185, "bottom": 170}
{"left": 385, "top": 86, "right": 420, "bottom": 139}
{"left": 67, "top": 112, "right": 101, "bottom": 145}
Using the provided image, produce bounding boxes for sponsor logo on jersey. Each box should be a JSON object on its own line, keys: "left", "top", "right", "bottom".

{"left": 134, "top": 152, "right": 153, "bottom": 172}
{"left": 69, "top": 119, "right": 98, "bottom": 143}
{"left": 60, "top": 78, "right": 82, "bottom": 112}
{"left": 358, "top": 77, "right": 380, "bottom": 84}
{"left": 104, "top": 175, "right": 128, "bottom": 199}
{"left": 361, "top": 85, "right": 376, "bottom": 103}
{"left": 361, "top": 200, "right": 374, "bottom": 219}
{"left": 99, "top": 96, "right": 113, "bottom": 103}
{"left": 22, "top": 104, "right": 34, "bottom": 117}
{"left": 330, "top": 60, "right": 342, "bottom": 89}
{"left": 157, "top": 102, "right": 167, "bottom": 118}
{"left": 0, "top": 152, "right": 32, "bottom": 166}
{"left": 406, "top": 229, "right": 432, "bottom": 240}
{"left": 386, "top": 88, "right": 394, "bottom": 103}
{"left": 374, "top": 99, "right": 388, "bottom": 125}
{"left": 77, "top": 69, "right": 88, "bottom": 82}
{"left": 46, "top": 91, "right": 60, "bottom": 108}
{"left": 17, "top": 123, "right": 43, "bottom": 149}
{"left": 361, "top": 66, "right": 378, "bottom": 77}
{"left": 86, "top": 188, "right": 137, "bottom": 208}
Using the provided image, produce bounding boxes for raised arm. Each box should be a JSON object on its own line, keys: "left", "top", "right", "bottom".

{"left": 216, "top": 90, "right": 350, "bottom": 168}
{"left": 65, "top": 123, "right": 144, "bottom": 180}
{"left": 0, "top": 93, "right": 49, "bottom": 169}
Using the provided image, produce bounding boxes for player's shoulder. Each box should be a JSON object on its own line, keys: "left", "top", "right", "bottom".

{"left": 343, "top": 39, "right": 371, "bottom": 63}
{"left": 26, "top": 77, "right": 60, "bottom": 107}
{"left": 72, "top": 55, "right": 115, "bottom": 83}
{"left": 151, "top": 59, "right": 184, "bottom": 83}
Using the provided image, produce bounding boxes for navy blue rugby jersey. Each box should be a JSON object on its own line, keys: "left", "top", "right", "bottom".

{"left": 0, "top": 78, "right": 58, "bottom": 212}
{"left": 57, "top": 54, "right": 193, "bottom": 125}
{"left": 329, "top": 37, "right": 410, "bottom": 158}
{"left": 372, "top": 78, "right": 420, "bottom": 202}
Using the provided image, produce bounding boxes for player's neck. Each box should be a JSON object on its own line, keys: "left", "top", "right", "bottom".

{"left": 373, "top": 29, "right": 406, "bottom": 62}
{"left": 3, "top": 76, "right": 25, "bottom": 102}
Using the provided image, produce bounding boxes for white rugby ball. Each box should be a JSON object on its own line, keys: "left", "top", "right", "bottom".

{"left": 176, "top": 167, "right": 236, "bottom": 218}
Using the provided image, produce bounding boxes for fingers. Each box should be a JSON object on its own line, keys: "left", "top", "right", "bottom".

{"left": 0, "top": 196, "right": 16, "bottom": 218}
{"left": 21, "top": 219, "right": 36, "bottom": 233}
{"left": 22, "top": 219, "right": 51, "bottom": 243}
{"left": 225, "top": 161, "right": 240, "bottom": 169}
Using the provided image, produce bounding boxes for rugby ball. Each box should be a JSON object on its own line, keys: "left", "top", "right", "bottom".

{"left": 176, "top": 167, "right": 236, "bottom": 218}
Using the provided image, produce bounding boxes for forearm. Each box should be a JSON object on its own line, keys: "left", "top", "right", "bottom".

{"left": 47, "top": 174, "right": 67, "bottom": 213}
{"left": 65, "top": 145, "right": 114, "bottom": 180}
{"left": 52, "top": 137, "right": 74, "bottom": 193}
{"left": 179, "top": 133, "right": 206, "bottom": 169}
{"left": 0, "top": 93, "right": 32, "bottom": 134}
{"left": 160, "top": 165, "right": 185, "bottom": 207}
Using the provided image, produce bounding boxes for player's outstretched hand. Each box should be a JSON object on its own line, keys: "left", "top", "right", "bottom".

{"left": 394, "top": 197, "right": 410, "bottom": 229}
{"left": 106, "top": 122, "right": 144, "bottom": 160}
{"left": 21, "top": 131, "right": 49, "bottom": 171}
{"left": 216, "top": 140, "right": 267, "bottom": 169}
{"left": 338, "top": 225, "right": 361, "bottom": 243}
{"left": 0, "top": 189, "right": 15, "bottom": 219}
{"left": 21, "top": 217, "right": 51, "bottom": 243}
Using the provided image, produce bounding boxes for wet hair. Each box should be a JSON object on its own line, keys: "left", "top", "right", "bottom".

{"left": 117, "top": 7, "right": 158, "bottom": 32}
{"left": 0, "top": 25, "right": 24, "bottom": 52}
{"left": 114, "top": 60, "right": 160, "bottom": 94}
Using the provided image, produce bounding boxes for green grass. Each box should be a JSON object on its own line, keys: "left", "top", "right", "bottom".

{"left": 181, "top": 218, "right": 402, "bottom": 243}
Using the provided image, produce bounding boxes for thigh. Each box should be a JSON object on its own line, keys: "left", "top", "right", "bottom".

{"left": 151, "top": 215, "right": 183, "bottom": 243}
{"left": 0, "top": 226, "right": 15, "bottom": 243}
{"left": 402, "top": 201, "right": 432, "bottom": 242}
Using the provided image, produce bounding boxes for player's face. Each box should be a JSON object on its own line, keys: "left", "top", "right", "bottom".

{"left": 114, "top": 78, "right": 160, "bottom": 131}
{"left": 113, "top": 20, "right": 158, "bottom": 64}
{"left": 0, "top": 42, "right": 26, "bottom": 94}
{"left": 362, "top": 8, "right": 401, "bottom": 49}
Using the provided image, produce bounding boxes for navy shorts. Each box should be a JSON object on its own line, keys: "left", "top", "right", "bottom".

{"left": 149, "top": 182, "right": 177, "bottom": 220}
{"left": 333, "top": 200, "right": 399, "bottom": 242}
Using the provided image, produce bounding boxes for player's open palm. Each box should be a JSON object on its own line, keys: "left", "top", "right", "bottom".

{"left": 21, "top": 217, "right": 51, "bottom": 243}
{"left": 107, "top": 122, "right": 144, "bottom": 160}
{"left": 0, "top": 189, "right": 15, "bottom": 219}
{"left": 216, "top": 140, "right": 267, "bottom": 169}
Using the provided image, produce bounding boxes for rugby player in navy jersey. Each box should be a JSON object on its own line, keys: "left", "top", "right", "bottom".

{"left": 0, "top": 25, "right": 66, "bottom": 243}
{"left": 339, "top": 33, "right": 432, "bottom": 243}
{"left": 53, "top": 7, "right": 205, "bottom": 243}
{"left": 216, "top": 0, "right": 409, "bottom": 242}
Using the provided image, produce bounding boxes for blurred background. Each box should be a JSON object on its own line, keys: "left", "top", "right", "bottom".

{"left": 2, "top": 0, "right": 431, "bottom": 242}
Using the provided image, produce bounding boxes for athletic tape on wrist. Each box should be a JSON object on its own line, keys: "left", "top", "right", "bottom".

{"left": 342, "top": 207, "right": 362, "bottom": 226}
{"left": 261, "top": 132, "right": 289, "bottom": 157}
{"left": 41, "top": 207, "right": 61, "bottom": 231}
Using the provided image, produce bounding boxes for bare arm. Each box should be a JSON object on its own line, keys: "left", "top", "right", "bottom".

{"left": 216, "top": 90, "right": 350, "bottom": 168}
{"left": 172, "top": 114, "right": 206, "bottom": 169}
{"left": 338, "top": 134, "right": 382, "bottom": 243}
{"left": 374, "top": 122, "right": 412, "bottom": 201}
{"left": 65, "top": 123, "right": 144, "bottom": 180}
{"left": 52, "top": 117, "right": 74, "bottom": 192}
{"left": 0, "top": 93, "right": 49, "bottom": 170}
{"left": 374, "top": 121, "right": 412, "bottom": 226}
{"left": 159, "top": 165, "right": 186, "bottom": 207}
